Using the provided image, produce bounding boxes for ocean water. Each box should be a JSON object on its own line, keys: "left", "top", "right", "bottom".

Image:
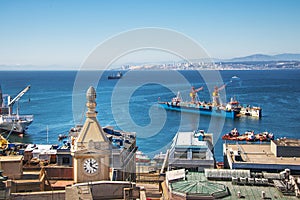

{"left": 0, "top": 70, "right": 299, "bottom": 161}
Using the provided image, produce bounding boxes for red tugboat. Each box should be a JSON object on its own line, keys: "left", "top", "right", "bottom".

{"left": 222, "top": 128, "right": 274, "bottom": 142}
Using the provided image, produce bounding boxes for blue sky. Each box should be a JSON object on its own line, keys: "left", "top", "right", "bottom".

{"left": 0, "top": 0, "right": 299, "bottom": 68}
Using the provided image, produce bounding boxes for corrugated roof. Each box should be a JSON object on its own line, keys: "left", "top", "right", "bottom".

{"left": 171, "top": 172, "right": 228, "bottom": 197}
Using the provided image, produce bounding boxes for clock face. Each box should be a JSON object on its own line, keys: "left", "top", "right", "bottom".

{"left": 83, "top": 158, "right": 99, "bottom": 174}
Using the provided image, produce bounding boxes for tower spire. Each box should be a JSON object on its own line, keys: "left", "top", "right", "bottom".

{"left": 86, "top": 86, "right": 97, "bottom": 118}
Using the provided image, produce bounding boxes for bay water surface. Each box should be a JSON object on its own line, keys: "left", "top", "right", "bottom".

{"left": 1, "top": 70, "right": 299, "bottom": 161}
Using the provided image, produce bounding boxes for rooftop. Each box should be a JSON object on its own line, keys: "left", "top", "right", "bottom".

{"left": 219, "top": 177, "right": 295, "bottom": 200}
{"left": 170, "top": 172, "right": 229, "bottom": 198}
{"left": 226, "top": 143, "right": 300, "bottom": 165}
{"left": 273, "top": 138, "right": 300, "bottom": 147}
{"left": 171, "top": 172, "right": 299, "bottom": 199}
{"left": 0, "top": 155, "right": 23, "bottom": 162}
{"left": 173, "top": 131, "right": 213, "bottom": 149}
{"left": 25, "top": 144, "right": 53, "bottom": 152}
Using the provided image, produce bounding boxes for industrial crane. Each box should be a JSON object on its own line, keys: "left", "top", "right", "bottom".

{"left": 7, "top": 85, "right": 31, "bottom": 115}
{"left": 8, "top": 85, "right": 31, "bottom": 107}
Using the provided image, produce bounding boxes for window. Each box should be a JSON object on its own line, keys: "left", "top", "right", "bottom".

{"left": 62, "top": 157, "right": 70, "bottom": 164}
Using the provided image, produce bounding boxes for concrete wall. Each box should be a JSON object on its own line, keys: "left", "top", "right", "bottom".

{"left": 91, "top": 182, "right": 133, "bottom": 199}
{"left": 11, "top": 181, "right": 41, "bottom": 193}
{"left": 45, "top": 166, "right": 73, "bottom": 180}
{"left": 276, "top": 145, "right": 300, "bottom": 157}
{"left": 66, "top": 181, "right": 139, "bottom": 200}
{"left": 10, "top": 190, "right": 65, "bottom": 200}
{"left": 232, "top": 162, "right": 300, "bottom": 173}
{"left": 169, "top": 159, "right": 214, "bottom": 171}
{"left": 56, "top": 150, "right": 73, "bottom": 167}
{"left": 271, "top": 140, "right": 300, "bottom": 157}
{"left": 112, "top": 144, "right": 137, "bottom": 182}
{"left": 65, "top": 185, "right": 92, "bottom": 200}
{"left": 271, "top": 141, "right": 277, "bottom": 157}
{"left": 0, "top": 189, "right": 10, "bottom": 200}
{"left": 0, "top": 160, "right": 23, "bottom": 179}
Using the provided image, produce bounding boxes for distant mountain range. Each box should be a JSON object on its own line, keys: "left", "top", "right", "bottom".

{"left": 224, "top": 53, "right": 300, "bottom": 62}
{"left": 1, "top": 53, "right": 300, "bottom": 71}
{"left": 185, "top": 53, "right": 300, "bottom": 64}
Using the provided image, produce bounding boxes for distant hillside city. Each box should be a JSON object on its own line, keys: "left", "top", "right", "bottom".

{"left": 119, "top": 53, "right": 300, "bottom": 70}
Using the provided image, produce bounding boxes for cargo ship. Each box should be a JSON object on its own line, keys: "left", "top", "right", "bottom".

{"left": 158, "top": 91, "right": 262, "bottom": 119}
{"left": 108, "top": 71, "right": 122, "bottom": 80}
{"left": 0, "top": 85, "right": 33, "bottom": 134}
{"left": 158, "top": 92, "right": 241, "bottom": 119}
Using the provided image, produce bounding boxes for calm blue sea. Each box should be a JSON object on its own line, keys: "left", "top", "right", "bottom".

{"left": 1, "top": 70, "right": 299, "bottom": 161}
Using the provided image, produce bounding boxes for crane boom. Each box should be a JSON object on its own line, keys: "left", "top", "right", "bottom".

{"left": 8, "top": 85, "right": 31, "bottom": 107}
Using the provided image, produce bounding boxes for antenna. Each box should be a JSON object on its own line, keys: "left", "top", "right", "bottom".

{"left": 46, "top": 125, "right": 49, "bottom": 144}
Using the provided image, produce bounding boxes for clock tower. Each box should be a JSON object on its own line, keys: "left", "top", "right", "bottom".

{"left": 71, "top": 86, "right": 111, "bottom": 183}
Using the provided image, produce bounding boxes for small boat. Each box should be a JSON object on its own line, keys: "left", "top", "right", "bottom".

{"left": 255, "top": 131, "right": 274, "bottom": 141}
{"left": 240, "top": 105, "right": 262, "bottom": 118}
{"left": 58, "top": 134, "right": 68, "bottom": 141}
{"left": 108, "top": 71, "right": 123, "bottom": 80}
{"left": 227, "top": 97, "right": 262, "bottom": 118}
{"left": 222, "top": 128, "right": 274, "bottom": 142}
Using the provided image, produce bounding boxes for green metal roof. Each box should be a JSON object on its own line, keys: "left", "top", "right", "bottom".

{"left": 171, "top": 172, "right": 228, "bottom": 197}
{"left": 170, "top": 172, "right": 297, "bottom": 199}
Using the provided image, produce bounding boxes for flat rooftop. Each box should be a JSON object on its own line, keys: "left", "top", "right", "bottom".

{"left": 273, "top": 138, "right": 300, "bottom": 147}
{"left": 173, "top": 131, "right": 213, "bottom": 148}
{"left": 0, "top": 155, "right": 23, "bottom": 162}
{"left": 226, "top": 144, "right": 300, "bottom": 165}
{"left": 220, "top": 178, "right": 295, "bottom": 200}
{"left": 176, "top": 132, "right": 207, "bottom": 146}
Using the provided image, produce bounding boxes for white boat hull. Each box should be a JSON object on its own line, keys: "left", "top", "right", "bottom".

{"left": 0, "top": 115, "right": 33, "bottom": 134}
{"left": 240, "top": 107, "right": 262, "bottom": 118}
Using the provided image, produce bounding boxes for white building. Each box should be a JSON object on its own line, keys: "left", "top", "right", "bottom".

{"left": 168, "top": 130, "right": 214, "bottom": 171}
